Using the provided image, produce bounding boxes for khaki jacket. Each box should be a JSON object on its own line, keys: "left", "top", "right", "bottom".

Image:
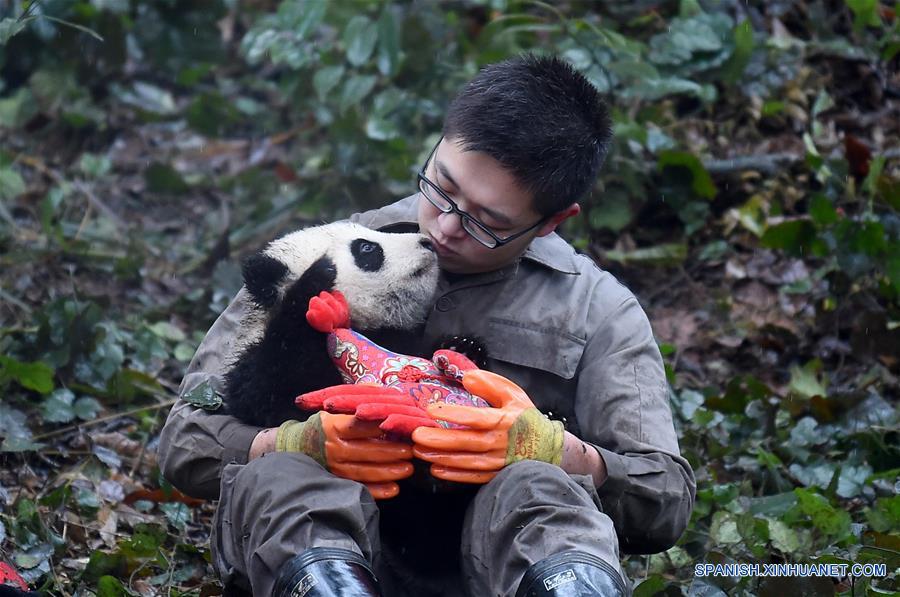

{"left": 158, "top": 195, "right": 695, "bottom": 554}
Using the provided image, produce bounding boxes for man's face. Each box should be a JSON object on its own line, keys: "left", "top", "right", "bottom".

{"left": 417, "top": 137, "right": 573, "bottom": 274}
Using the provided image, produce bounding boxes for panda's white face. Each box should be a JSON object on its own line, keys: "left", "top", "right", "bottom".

{"left": 259, "top": 222, "right": 439, "bottom": 331}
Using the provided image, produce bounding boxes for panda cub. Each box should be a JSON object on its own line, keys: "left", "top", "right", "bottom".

{"left": 224, "top": 221, "right": 488, "bottom": 584}
{"left": 224, "top": 221, "right": 473, "bottom": 428}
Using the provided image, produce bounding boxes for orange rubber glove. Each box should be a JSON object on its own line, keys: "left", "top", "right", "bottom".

{"left": 295, "top": 384, "right": 439, "bottom": 438}
{"left": 276, "top": 411, "right": 414, "bottom": 499}
{"left": 411, "top": 369, "right": 564, "bottom": 484}
{"left": 297, "top": 384, "right": 440, "bottom": 437}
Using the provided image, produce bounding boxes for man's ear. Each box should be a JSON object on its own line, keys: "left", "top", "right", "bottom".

{"left": 535, "top": 203, "right": 581, "bottom": 237}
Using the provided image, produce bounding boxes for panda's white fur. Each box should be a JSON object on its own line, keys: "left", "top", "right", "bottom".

{"left": 224, "top": 221, "right": 440, "bottom": 427}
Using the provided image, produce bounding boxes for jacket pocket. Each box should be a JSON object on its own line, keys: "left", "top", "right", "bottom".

{"left": 485, "top": 317, "right": 586, "bottom": 380}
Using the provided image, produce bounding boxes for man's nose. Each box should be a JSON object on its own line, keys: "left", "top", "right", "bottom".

{"left": 437, "top": 211, "right": 467, "bottom": 239}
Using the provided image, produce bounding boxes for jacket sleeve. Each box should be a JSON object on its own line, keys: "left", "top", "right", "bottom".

{"left": 575, "top": 291, "right": 696, "bottom": 555}
{"left": 157, "top": 289, "right": 263, "bottom": 500}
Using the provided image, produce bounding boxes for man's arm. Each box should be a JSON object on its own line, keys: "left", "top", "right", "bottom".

{"left": 561, "top": 431, "right": 608, "bottom": 487}
{"left": 575, "top": 292, "right": 696, "bottom": 554}
{"left": 157, "top": 289, "right": 264, "bottom": 500}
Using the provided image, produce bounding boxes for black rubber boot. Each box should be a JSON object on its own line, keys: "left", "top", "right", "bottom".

{"left": 515, "top": 551, "right": 629, "bottom": 597}
{"left": 271, "top": 547, "right": 383, "bottom": 597}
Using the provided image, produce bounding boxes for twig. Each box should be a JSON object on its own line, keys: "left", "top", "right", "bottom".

{"left": 31, "top": 399, "right": 177, "bottom": 442}
{"left": 70, "top": 180, "right": 128, "bottom": 234}
{"left": 0, "top": 287, "right": 33, "bottom": 315}
{"left": 702, "top": 152, "right": 803, "bottom": 175}
{"left": 73, "top": 200, "right": 93, "bottom": 242}
{"left": 701, "top": 146, "right": 900, "bottom": 175}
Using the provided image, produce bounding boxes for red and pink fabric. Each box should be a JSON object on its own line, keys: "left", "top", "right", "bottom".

{"left": 298, "top": 290, "right": 489, "bottom": 437}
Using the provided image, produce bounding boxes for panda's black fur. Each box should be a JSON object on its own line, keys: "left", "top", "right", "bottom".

{"left": 222, "top": 222, "right": 488, "bottom": 588}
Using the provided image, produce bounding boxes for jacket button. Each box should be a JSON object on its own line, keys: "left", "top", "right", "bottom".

{"left": 436, "top": 296, "right": 454, "bottom": 312}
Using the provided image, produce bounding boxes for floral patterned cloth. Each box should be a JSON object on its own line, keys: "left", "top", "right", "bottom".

{"left": 326, "top": 328, "right": 489, "bottom": 428}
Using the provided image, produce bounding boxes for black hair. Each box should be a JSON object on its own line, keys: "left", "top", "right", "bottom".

{"left": 442, "top": 53, "right": 612, "bottom": 216}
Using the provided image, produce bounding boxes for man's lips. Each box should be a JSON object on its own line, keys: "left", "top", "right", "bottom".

{"left": 429, "top": 236, "right": 456, "bottom": 256}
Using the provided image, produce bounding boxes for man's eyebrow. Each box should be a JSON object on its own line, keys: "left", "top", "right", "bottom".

{"left": 435, "top": 159, "right": 514, "bottom": 226}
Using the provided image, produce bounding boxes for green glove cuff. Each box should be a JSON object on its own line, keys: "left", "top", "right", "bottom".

{"left": 275, "top": 415, "right": 327, "bottom": 469}
{"left": 507, "top": 408, "right": 565, "bottom": 466}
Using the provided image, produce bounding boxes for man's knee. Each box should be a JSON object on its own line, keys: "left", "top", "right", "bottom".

{"left": 231, "top": 451, "right": 325, "bottom": 485}
{"left": 484, "top": 460, "right": 593, "bottom": 507}
{"left": 215, "top": 453, "right": 381, "bottom": 595}
{"left": 461, "top": 462, "right": 625, "bottom": 596}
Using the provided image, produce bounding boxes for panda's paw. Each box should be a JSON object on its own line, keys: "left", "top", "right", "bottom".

{"left": 433, "top": 349, "right": 479, "bottom": 381}
{"left": 435, "top": 335, "right": 489, "bottom": 370}
{"left": 306, "top": 290, "right": 351, "bottom": 333}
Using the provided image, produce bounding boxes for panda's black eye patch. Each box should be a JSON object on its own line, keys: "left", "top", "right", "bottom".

{"left": 351, "top": 239, "right": 384, "bottom": 272}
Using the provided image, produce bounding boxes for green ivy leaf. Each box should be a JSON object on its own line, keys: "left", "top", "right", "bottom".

{"left": 761, "top": 219, "right": 823, "bottom": 257}
{"left": 111, "top": 81, "right": 177, "bottom": 115}
{"left": 161, "top": 502, "right": 191, "bottom": 531}
{"left": 0, "top": 355, "right": 55, "bottom": 394}
{"left": 0, "top": 17, "right": 29, "bottom": 45}
{"left": 377, "top": 5, "right": 402, "bottom": 76}
{"left": 793, "top": 489, "right": 852, "bottom": 541}
{"left": 42, "top": 388, "right": 76, "bottom": 424}
{"left": 278, "top": 0, "right": 327, "bottom": 37}
{"left": 846, "top": 0, "right": 882, "bottom": 31}
{"left": 747, "top": 492, "right": 797, "bottom": 517}
{"left": 0, "top": 88, "right": 37, "bottom": 128}
{"left": 768, "top": 519, "right": 801, "bottom": 553}
{"left": 83, "top": 551, "right": 128, "bottom": 584}
{"left": 339, "top": 75, "right": 377, "bottom": 114}
{"left": 343, "top": 16, "right": 378, "bottom": 67}
{"left": 809, "top": 193, "right": 838, "bottom": 227}
{"left": 183, "top": 380, "right": 223, "bottom": 411}
{"left": 313, "top": 66, "right": 345, "bottom": 102}
{"left": 648, "top": 13, "right": 729, "bottom": 66}
{"left": 658, "top": 150, "right": 717, "bottom": 199}
{"left": 75, "top": 486, "right": 101, "bottom": 510}
{"left": 97, "top": 575, "right": 129, "bottom": 597}
{"left": 0, "top": 166, "right": 26, "bottom": 201}
{"left": 710, "top": 511, "right": 742, "bottom": 544}
{"left": 632, "top": 576, "right": 668, "bottom": 597}
{"left": 836, "top": 464, "right": 872, "bottom": 498}
{"left": 789, "top": 360, "right": 827, "bottom": 399}
{"left": 589, "top": 189, "right": 632, "bottom": 232}
{"left": 866, "top": 495, "right": 900, "bottom": 533}
{"left": 366, "top": 116, "right": 400, "bottom": 141}
{"left": 148, "top": 321, "right": 186, "bottom": 343}
{"left": 74, "top": 397, "right": 103, "bottom": 421}
{"left": 145, "top": 162, "right": 190, "bottom": 195}
{"left": 721, "top": 19, "right": 755, "bottom": 83}
{"left": 173, "top": 342, "right": 196, "bottom": 362}
{"left": 14, "top": 543, "right": 53, "bottom": 570}
{"left": 121, "top": 524, "right": 167, "bottom": 559}
{"left": 623, "top": 76, "right": 712, "bottom": 101}
{"left": 79, "top": 153, "right": 112, "bottom": 179}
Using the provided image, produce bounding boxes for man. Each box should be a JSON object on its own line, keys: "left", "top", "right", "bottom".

{"left": 158, "top": 54, "right": 695, "bottom": 597}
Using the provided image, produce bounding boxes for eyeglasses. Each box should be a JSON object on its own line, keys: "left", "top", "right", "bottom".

{"left": 417, "top": 137, "right": 547, "bottom": 249}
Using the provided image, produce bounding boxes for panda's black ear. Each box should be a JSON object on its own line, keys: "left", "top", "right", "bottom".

{"left": 242, "top": 253, "right": 288, "bottom": 308}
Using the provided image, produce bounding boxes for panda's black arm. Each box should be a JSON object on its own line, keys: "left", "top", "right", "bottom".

{"left": 224, "top": 256, "right": 343, "bottom": 428}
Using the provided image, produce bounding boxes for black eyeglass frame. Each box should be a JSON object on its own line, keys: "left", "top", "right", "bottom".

{"left": 416, "top": 137, "right": 548, "bottom": 249}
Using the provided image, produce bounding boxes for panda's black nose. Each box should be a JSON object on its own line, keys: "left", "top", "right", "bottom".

{"left": 419, "top": 238, "right": 435, "bottom": 253}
